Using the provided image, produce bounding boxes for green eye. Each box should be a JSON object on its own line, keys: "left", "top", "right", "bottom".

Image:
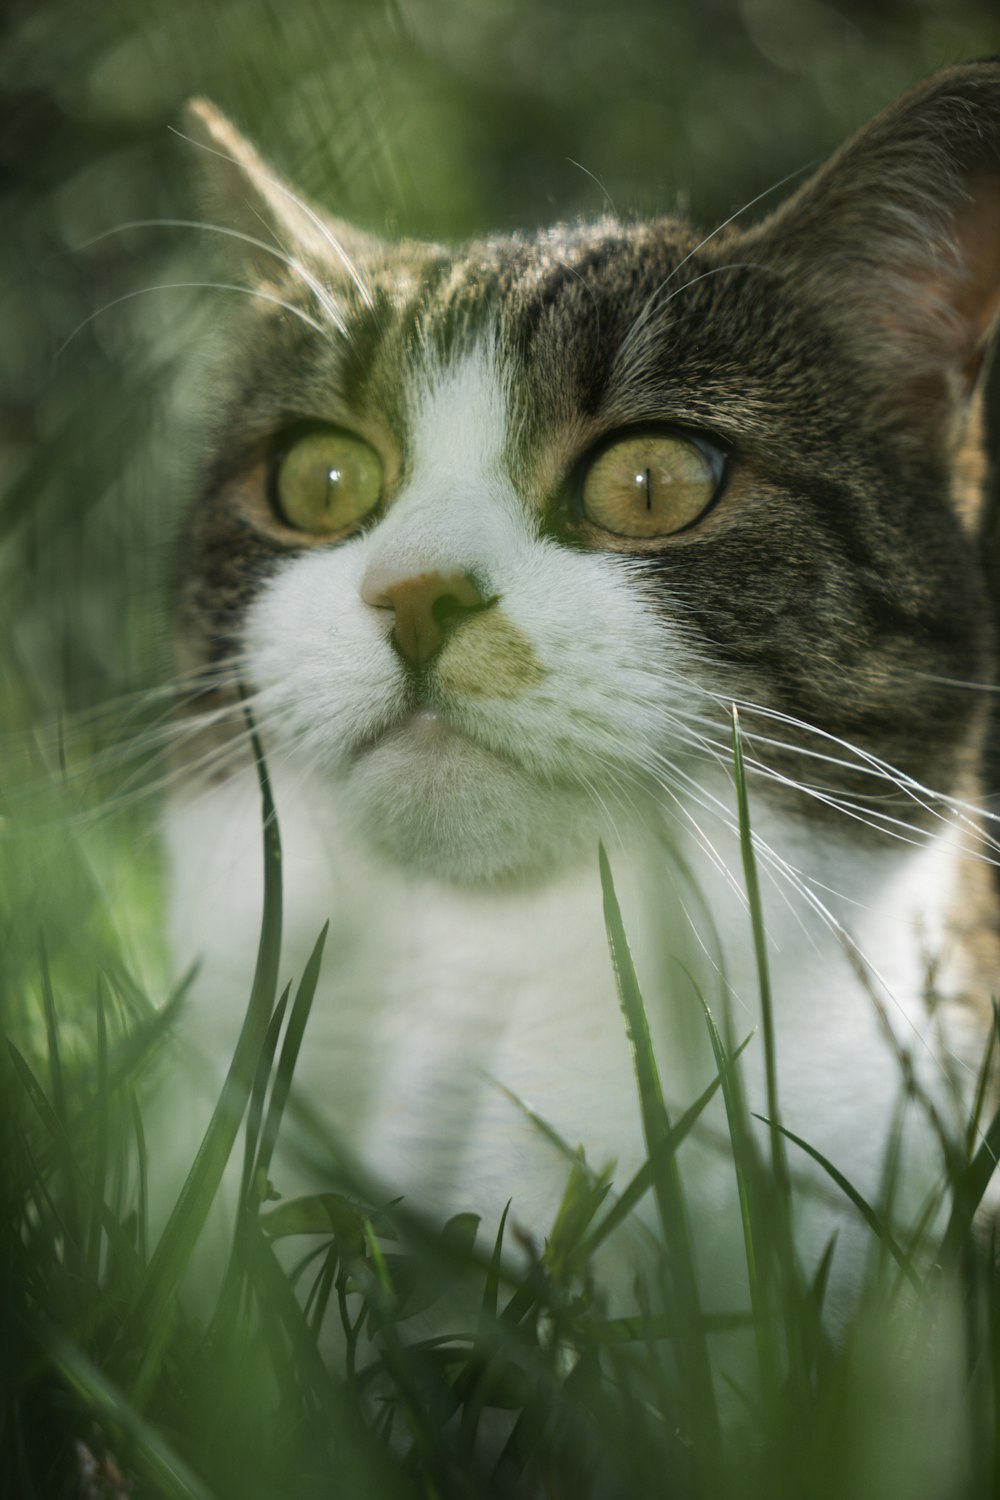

{"left": 273, "top": 429, "right": 383, "bottom": 535}
{"left": 580, "top": 432, "right": 721, "bottom": 538}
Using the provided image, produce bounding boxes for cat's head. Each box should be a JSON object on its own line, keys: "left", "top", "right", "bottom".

{"left": 176, "top": 63, "right": 1000, "bottom": 883}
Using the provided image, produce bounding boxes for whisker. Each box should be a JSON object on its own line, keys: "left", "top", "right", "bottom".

{"left": 661, "top": 738, "right": 979, "bottom": 1084}
{"left": 611, "top": 158, "right": 813, "bottom": 368}
{"left": 725, "top": 696, "right": 1000, "bottom": 846}
{"left": 55, "top": 282, "right": 325, "bottom": 360}
{"left": 616, "top": 262, "right": 785, "bottom": 374}
{"left": 673, "top": 711, "right": 1000, "bottom": 863}
{"left": 75, "top": 218, "right": 348, "bottom": 335}
{"left": 565, "top": 158, "right": 617, "bottom": 216}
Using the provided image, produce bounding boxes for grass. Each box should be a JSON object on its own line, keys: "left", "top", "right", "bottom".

{"left": 3, "top": 712, "right": 1000, "bottom": 1499}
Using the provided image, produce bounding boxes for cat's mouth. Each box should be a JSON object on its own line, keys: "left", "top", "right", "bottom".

{"left": 350, "top": 705, "right": 471, "bottom": 758}
{"left": 349, "top": 703, "right": 536, "bottom": 780}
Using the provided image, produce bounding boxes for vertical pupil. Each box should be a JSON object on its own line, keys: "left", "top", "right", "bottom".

{"left": 633, "top": 467, "right": 653, "bottom": 511}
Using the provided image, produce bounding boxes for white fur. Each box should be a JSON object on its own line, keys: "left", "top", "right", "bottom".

{"left": 166, "top": 339, "right": 981, "bottom": 1313}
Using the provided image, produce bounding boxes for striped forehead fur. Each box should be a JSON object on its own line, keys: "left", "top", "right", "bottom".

{"left": 176, "top": 64, "right": 1000, "bottom": 855}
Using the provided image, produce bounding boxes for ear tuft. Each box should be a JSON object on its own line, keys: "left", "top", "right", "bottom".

{"left": 179, "top": 96, "right": 317, "bottom": 259}
{"left": 181, "top": 97, "right": 247, "bottom": 163}
{"left": 177, "top": 97, "right": 382, "bottom": 284}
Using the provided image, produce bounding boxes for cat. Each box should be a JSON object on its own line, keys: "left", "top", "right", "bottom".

{"left": 163, "top": 61, "right": 1000, "bottom": 1319}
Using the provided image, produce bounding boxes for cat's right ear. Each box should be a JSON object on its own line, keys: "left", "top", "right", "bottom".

{"left": 180, "top": 98, "right": 382, "bottom": 279}
{"left": 751, "top": 61, "right": 1000, "bottom": 433}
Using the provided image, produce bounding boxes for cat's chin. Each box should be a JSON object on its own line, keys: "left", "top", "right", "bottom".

{"left": 340, "top": 715, "right": 602, "bottom": 885}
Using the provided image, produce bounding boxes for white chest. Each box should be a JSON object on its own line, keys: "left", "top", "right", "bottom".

{"left": 165, "top": 762, "right": 973, "bottom": 1307}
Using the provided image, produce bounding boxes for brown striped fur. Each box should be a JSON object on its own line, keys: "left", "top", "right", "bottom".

{"left": 176, "top": 65, "right": 1000, "bottom": 992}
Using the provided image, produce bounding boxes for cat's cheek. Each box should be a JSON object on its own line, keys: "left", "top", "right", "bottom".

{"left": 239, "top": 546, "right": 408, "bottom": 759}
{"left": 459, "top": 551, "right": 698, "bottom": 781}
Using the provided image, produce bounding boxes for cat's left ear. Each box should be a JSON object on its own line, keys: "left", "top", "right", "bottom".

{"left": 180, "top": 98, "right": 384, "bottom": 279}
{"left": 754, "top": 61, "right": 1000, "bottom": 421}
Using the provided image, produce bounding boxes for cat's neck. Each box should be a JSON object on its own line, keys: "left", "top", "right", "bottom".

{"left": 164, "top": 756, "right": 990, "bottom": 1314}
{"left": 166, "top": 753, "right": 982, "bottom": 1078}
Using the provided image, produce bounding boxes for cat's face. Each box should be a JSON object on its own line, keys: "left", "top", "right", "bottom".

{"left": 178, "top": 65, "right": 1000, "bottom": 882}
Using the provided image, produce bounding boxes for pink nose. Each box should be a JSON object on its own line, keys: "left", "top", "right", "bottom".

{"left": 362, "top": 566, "right": 489, "bottom": 666}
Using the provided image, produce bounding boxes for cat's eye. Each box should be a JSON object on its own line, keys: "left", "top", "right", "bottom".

{"left": 272, "top": 428, "right": 383, "bottom": 535}
{"left": 580, "top": 431, "right": 723, "bottom": 539}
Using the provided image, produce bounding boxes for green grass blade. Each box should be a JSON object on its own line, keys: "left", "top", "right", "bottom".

{"left": 126, "top": 700, "right": 283, "bottom": 1357}
{"left": 105, "top": 964, "right": 200, "bottom": 1095}
{"left": 251, "top": 920, "right": 329, "bottom": 1200}
{"left": 363, "top": 1218, "right": 396, "bottom": 1311}
{"left": 8, "top": 1040, "right": 72, "bottom": 1156}
{"left": 940, "top": 1095, "right": 1000, "bottom": 1266}
{"left": 37, "top": 1323, "right": 216, "bottom": 1500}
{"left": 753, "top": 1112, "right": 919, "bottom": 1287}
{"left": 808, "top": 1232, "right": 838, "bottom": 1324}
{"left": 483, "top": 1201, "right": 509, "bottom": 1325}
{"left": 306, "top": 1240, "right": 340, "bottom": 1340}
{"left": 215, "top": 977, "right": 291, "bottom": 1335}
{"left": 582, "top": 1030, "right": 753, "bottom": 1258}
{"left": 27, "top": 965, "right": 204, "bottom": 1190}
{"left": 6, "top": 1040, "right": 141, "bottom": 1281}
{"left": 545, "top": 1152, "right": 612, "bottom": 1280}
{"left": 486, "top": 1074, "right": 590, "bottom": 1170}
{"left": 8, "top": 1109, "right": 77, "bottom": 1271}
{"left": 731, "top": 706, "right": 790, "bottom": 1201}
{"left": 130, "top": 1090, "right": 149, "bottom": 1266}
{"left": 459, "top": 1202, "right": 511, "bottom": 1457}
{"left": 86, "top": 974, "right": 109, "bottom": 1282}
{"left": 732, "top": 707, "right": 819, "bottom": 1397}
{"left": 965, "top": 1001, "right": 999, "bottom": 1161}
{"left": 37, "top": 934, "right": 68, "bottom": 1124}
{"left": 871, "top": 1091, "right": 908, "bottom": 1285}
{"left": 242, "top": 1223, "right": 413, "bottom": 1498}
{"left": 598, "top": 844, "right": 671, "bottom": 1155}
{"left": 598, "top": 842, "right": 721, "bottom": 1461}
{"left": 697, "top": 992, "right": 762, "bottom": 1301}
{"left": 239, "top": 981, "right": 290, "bottom": 1212}
{"left": 7, "top": 1062, "right": 143, "bottom": 1308}
{"left": 37, "top": 934, "right": 80, "bottom": 1244}
{"left": 692, "top": 970, "right": 804, "bottom": 1408}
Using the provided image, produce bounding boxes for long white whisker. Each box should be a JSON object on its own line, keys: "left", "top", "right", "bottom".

{"left": 616, "top": 263, "right": 784, "bottom": 376}
{"left": 725, "top": 697, "right": 1000, "bottom": 849}
{"left": 76, "top": 218, "right": 348, "bottom": 334}
{"left": 55, "top": 282, "right": 325, "bottom": 360}
{"left": 612, "top": 157, "right": 813, "bottom": 365}
{"left": 656, "top": 739, "right": 978, "bottom": 1083}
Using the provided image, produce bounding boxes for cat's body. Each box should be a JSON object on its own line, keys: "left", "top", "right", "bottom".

{"left": 168, "top": 737, "right": 992, "bottom": 1308}
{"left": 165, "top": 64, "right": 1000, "bottom": 1312}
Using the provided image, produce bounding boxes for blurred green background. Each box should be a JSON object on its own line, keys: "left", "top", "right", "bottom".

{"left": 2, "top": 0, "right": 998, "bottom": 726}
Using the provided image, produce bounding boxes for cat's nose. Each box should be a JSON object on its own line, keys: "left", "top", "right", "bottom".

{"left": 361, "top": 566, "right": 490, "bottom": 667}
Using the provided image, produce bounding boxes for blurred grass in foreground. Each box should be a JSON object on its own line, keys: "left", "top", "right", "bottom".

{"left": 3, "top": 715, "right": 999, "bottom": 1500}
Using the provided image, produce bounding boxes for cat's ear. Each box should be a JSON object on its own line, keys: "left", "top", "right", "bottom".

{"left": 181, "top": 98, "right": 382, "bottom": 279}
{"left": 755, "top": 61, "right": 1000, "bottom": 422}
